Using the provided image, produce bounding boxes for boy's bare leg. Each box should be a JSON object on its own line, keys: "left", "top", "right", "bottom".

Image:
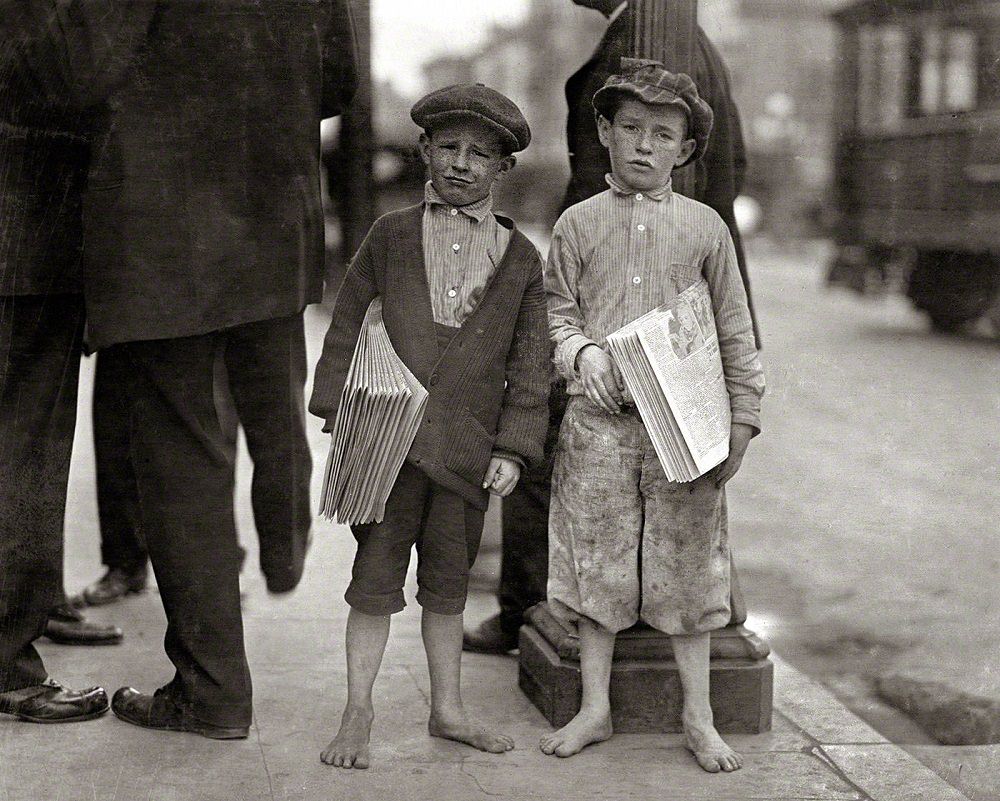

{"left": 539, "top": 617, "right": 615, "bottom": 757}
{"left": 672, "top": 632, "right": 742, "bottom": 773}
{"left": 321, "top": 608, "right": 390, "bottom": 769}
{"left": 423, "top": 609, "right": 515, "bottom": 753}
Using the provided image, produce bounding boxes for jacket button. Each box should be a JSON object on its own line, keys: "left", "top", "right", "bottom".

{"left": 429, "top": 374, "right": 438, "bottom": 386}
{"left": 414, "top": 458, "right": 421, "bottom": 464}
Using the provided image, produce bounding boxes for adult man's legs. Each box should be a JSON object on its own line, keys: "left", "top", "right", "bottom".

{"left": 0, "top": 293, "right": 108, "bottom": 721}
{"left": 464, "top": 383, "right": 566, "bottom": 654}
{"left": 112, "top": 332, "right": 251, "bottom": 732}
{"left": 77, "top": 348, "right": 150, "bottom": 606}
{"left": 79, "top": 347, "right": 246, "bottom": 608}
{"left": 224, "top": 312, "right": 312, "bottom": 594}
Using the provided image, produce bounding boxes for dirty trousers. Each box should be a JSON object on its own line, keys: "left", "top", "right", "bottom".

{"left": 548, "top": 397, "right": 731, "bottom": 635}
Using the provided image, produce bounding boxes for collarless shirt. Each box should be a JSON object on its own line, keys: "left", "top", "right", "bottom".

{"left": 422, "top": 181, "right": 511, "bottom": 328}
{"left": 545, "top": 174, "right": 764, "bottom": 432}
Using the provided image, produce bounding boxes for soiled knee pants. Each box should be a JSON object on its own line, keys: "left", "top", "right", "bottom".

{"left": 0, "top": 294, "right": 83, "bottom": 692}
{"left": 548, "top": 397, "right": 731, "bottom": 636}
{"left": 114, "top": 313, "right": 311, "bottom": 726}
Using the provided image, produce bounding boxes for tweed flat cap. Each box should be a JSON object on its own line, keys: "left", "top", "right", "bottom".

{"left": 411, "top": 83, "right": 531, "bottom": 153}
{"left": 593, "top": 58, "right": 714, "bottom": 166}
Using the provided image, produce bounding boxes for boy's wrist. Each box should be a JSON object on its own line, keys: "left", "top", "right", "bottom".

{"left": 573, "top": 342, "right": 602, "bottom": 372}
{"left": 730, "top": 411, "right": 760, "bottom": 438}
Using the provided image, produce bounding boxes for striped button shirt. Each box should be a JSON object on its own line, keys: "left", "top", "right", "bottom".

{"left": 422, "top": 181, "right": 511, "bottom": 328}
{"left": 546, "top": 174, "right": 764, "bottom": 431}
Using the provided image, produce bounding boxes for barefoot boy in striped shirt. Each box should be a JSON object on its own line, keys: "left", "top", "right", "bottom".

{"left": 542, "top": 59, "right": 764, "bottom": 772}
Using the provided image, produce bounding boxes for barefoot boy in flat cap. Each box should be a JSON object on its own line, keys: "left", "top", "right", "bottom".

{"left": 542, "top": 60, "right": 764, "bottom": 772}
{"left": 310, "top": 84, "right": 548, "bottom": 769}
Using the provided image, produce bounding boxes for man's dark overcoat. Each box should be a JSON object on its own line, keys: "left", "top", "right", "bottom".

{"left": 75, "top": 0, "right": 357, "bottom": 349}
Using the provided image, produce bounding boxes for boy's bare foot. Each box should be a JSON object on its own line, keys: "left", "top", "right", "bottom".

{"left": 321, "top": 705, "right": 374, "bottom": 769}
{"left": 682, "top": 713, "right": 742, "bottom": 773}
{"left": 539, "top": 706, "right": 613, "bottom": 757}
{"left": 428, "top": 708, "right": 514, "bottom": 754}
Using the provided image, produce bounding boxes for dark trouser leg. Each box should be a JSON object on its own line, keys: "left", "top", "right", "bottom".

{"left": 211, "top": 351, "right": 245, "bottom": 571}
{"left": 224, "top": 313, "right": 312, "bottom": 593}
{"left": 0, "top": 294, "right": 83, "bottom": 692}
{"left": 117, "top": 334, "right": 251, "bottom": 727}
{"left": 497, "top": 382, "right": 568, "bottom": 634}
{"left": 93, "top": 348, "right": 148, "bottom": 573}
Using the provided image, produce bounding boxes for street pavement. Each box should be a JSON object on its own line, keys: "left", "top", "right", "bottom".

{"left": 1, "top": 236, "right": 995, "bottom": 800}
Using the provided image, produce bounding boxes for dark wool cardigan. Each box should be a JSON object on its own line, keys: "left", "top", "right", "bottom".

{"left": 310, "top": 204, "right": 550, "bottom": 511}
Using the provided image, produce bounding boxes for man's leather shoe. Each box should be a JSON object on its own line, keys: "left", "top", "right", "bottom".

{"left": 77, "top": 566, "right": 148, "bottom": 607}
{"left": 44, "top": 603, "right": 123, "bottom": 645}
{"left": 0, "top": 679, "right": 109, "bottom": 723}
{"left": 462, "top": 613, "right": 519, "bottom": 655}
{"left": 112, "top": 687, "right": 249, "bottom": 740}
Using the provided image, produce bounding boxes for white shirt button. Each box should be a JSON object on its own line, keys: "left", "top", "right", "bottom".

{"left": 447, "top": 288, "right": 458, "bottom": 298}
{"left": 450, "top": 208, "right": 458, "bottom": 216}
{"left": 632, "top": 276, "right": 642, "bottom": 285}
{"left": 635, "top": 193, "right": 644, "bottom": 201}
{"left": 637, "top": 224, "right": 646, "bottom": 232}
{"left": 452, "top": 243, "right": 460, "bottom": 252}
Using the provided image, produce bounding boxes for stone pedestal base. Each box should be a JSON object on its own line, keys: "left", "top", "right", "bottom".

{"left": 518, "top": 604, "right": 773, "bottom": 733}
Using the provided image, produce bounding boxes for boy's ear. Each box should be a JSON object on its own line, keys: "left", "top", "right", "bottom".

{"left": 497, "top": 153, "right": 516, "bottom": 176}
{"left": 675, "top": 136, "right": 696, "bottom": 167}
{"left": 418, "top": 132, "right": 432, "bottom": 166}
{"left": 596, "top": 114, "right": 613, "bottom": 148}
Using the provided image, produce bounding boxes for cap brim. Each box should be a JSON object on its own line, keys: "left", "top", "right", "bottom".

{"left": 418, "top": 110, "right": 522, "bottom": 153}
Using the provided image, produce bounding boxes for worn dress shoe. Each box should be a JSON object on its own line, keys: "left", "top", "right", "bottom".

{"left": 0, "top": 678, "right": 109, "bottom": 723}
{"left": 112, "top": 687, "right": 249, "bottom": 740}
{"left": 44, "top": 603, "right": 123, "bottom": 645}
{"left": 77, "top": 566, "right": 148, "bottom": 607}
{"left": 462, "top": 613, "right": 519, "bottom": 655}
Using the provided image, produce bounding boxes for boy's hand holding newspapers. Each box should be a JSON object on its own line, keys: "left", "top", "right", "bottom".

{"left": 483, "top": 456, "right": 521, "bottom": 497}
{"left": 711, "top": 422, "right": 754, "bottom": 488}
{"left": 577, "top": 344, "right": 625, "bottom": 414}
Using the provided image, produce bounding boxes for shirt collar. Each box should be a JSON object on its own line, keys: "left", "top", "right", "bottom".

{"left": 424, "top": 181, "right": 494, "bottom": 222}
{"left": 605, "top": 172, "right": 672, "bottom": 201}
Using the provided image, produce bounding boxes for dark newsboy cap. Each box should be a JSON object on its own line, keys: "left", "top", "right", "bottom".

{"left": 593, "top": 58, "right": 714, "bottom": 167}
{"left": 411, "top": 83, "right": 531, "bottom": 153}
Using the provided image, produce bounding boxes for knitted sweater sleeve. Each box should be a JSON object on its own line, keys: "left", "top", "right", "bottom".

{"left": 492, "top": 248, "right": 549, "bottom": 468}
{"left": 308, "top": 226, "right": 379, "bottom": 429}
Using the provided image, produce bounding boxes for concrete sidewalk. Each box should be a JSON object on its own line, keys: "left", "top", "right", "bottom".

{"left": 3, "top": 524, "right": 974, "bottom": 800}
{"left": 0, "top": 307, "right": 976, "bottom": 801}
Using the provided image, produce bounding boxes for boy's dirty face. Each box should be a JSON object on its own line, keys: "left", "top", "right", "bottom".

{"left": 420, "top": 119, "right": 515, "bottom": 207}
{"left": 597, "top": 98, "right": 695, "bottom": 193}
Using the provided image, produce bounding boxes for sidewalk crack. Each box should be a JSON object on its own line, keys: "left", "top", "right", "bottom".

{"left": 459, "top": 757, "right": 504, "bottom": 798}
{"left": 253, "top": 712, "right": 276, "bottom": 801}
{"left": 807, "top": 745, "right": 873, "bottom": 801}
{"left": 404, "top": 665, "right": 431, "bottom": 708}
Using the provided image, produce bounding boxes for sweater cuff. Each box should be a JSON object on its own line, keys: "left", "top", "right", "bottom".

{"left": 491, "top": 449, "right": 526, "bottom": 470}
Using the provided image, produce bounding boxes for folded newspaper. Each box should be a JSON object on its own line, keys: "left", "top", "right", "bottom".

{"left": 320, "top": 297, "right": 429, "bottom": 525}
{"left": 605, "top": 279, "right": 731, "bottom": 482}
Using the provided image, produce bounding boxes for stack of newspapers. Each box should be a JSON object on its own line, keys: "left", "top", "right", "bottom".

{"left": 320, "top": 298, "right": 428, "bottom": 525}
{"left": 606, "top": 279, "right": 731, "bottom": 482}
